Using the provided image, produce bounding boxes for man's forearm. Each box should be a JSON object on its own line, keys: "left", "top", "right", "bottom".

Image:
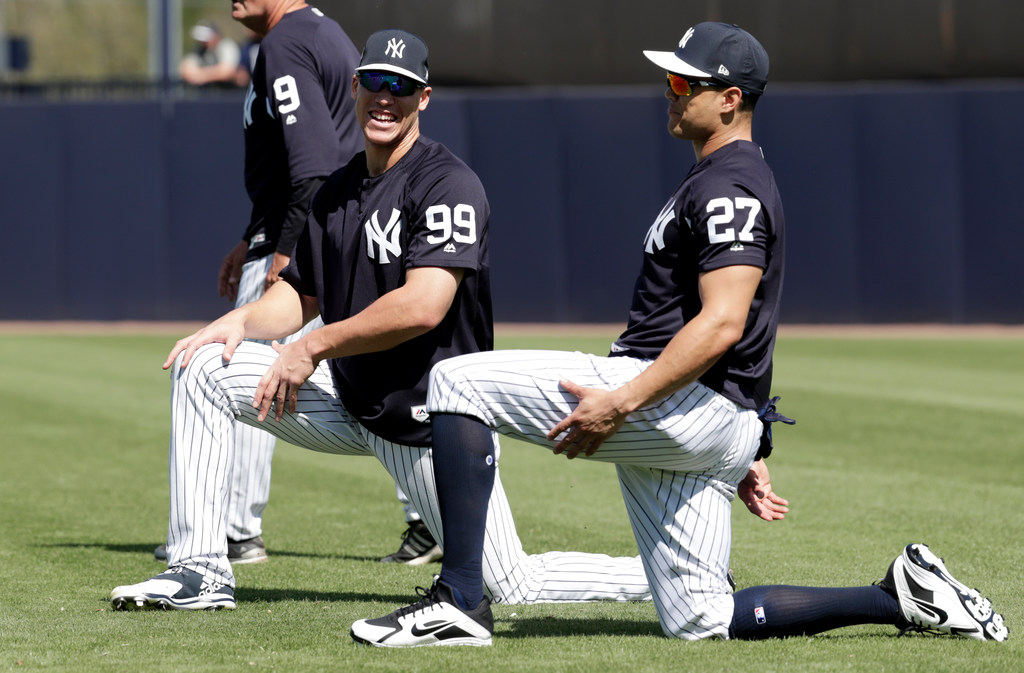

{"left": 239, "top": 280, "right": 309, "bottom": 341}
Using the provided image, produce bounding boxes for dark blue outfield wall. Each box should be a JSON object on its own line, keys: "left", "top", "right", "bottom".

{"left": 2, "top": 81, "right": 1023, "bottom": 323}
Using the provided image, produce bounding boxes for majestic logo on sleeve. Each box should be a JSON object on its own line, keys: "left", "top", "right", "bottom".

{"left": 365, "top": 209, "right": 403, "bottom": 264}
{"left": 386, "top": 38, "right": 407, "bottom": 59}
{"left": 643, "top": 200, "right": 676, "bottom": 254}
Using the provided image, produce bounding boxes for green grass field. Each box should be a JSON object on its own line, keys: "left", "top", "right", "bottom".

{"left": 1, "top": 327, "right": 1021, "bottom": 672}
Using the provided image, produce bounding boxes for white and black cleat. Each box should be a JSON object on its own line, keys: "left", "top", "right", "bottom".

{"left": 111, "top": 567, "right": 236, "bottom": 611}
{"left": 879, "top": 543, "right": 1007, "bottom": 641}
{"left": 351, "top": 577, "right": 492, "bottom": 648}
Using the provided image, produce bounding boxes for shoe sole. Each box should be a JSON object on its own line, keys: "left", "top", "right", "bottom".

{"left": 903, "top": 544, "right": 1008, "bottom": 642}
{"left": 350, "top": 631, "right": 491, "bottom": 648}
{"left": 229, "top": 552, "right": 269, "bottom": 565}
{"left": 380, "top": 545, "right": 443, "bottom": 566}
{"left": 111, "top": 594, "right": 236, "bottom": 611}
{"left": 403, "top": 546, "right": 444, "bottom": 566}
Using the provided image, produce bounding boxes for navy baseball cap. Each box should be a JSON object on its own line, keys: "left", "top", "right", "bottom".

{"left": 356, "top": 29, "right": 429, "bottom": 85}
{"left": 644, "top": 22, "right": 769, "bottom": 95}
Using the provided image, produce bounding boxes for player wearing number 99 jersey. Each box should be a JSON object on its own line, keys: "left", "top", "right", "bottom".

{"left": 287, "top": 137, "right": 493, "bottom": 446}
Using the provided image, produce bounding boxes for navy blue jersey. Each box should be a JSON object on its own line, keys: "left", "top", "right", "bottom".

{"left": 282, "top": 137, "right": 493, "bottom": 446}
{"left": 611, "top": 140, "right": 785, "bottom": 410}
{"left": 242, "top": 7, "right": 362, "bottom": 260}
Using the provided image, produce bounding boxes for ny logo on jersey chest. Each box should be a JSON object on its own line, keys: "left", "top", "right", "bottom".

{"left": 365, "top": 208, "right": 403, "bottom": 264}
{"left": 243, "top": 85, "right": 257, "bottom": 128}
{"left": 644, "top": 200, "right": 676, "bottom": 254}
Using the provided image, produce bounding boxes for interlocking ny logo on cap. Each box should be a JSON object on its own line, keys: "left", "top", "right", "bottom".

{"left": 679, "top": 27, "right": 695, "bottom": 49}
{"left": 386, "top": 38, "right": 406, "bottom": 59}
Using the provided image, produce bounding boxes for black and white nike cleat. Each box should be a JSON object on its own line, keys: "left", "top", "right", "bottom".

{"left": 351, "top": 578, "right": 493, "bottom": 647}
{"left": 879, "top": 543, "right": 1008, "bottom": 641}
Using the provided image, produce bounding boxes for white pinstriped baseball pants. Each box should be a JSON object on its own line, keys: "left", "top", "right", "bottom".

{"left": 223, "top": 254, "right": 323, "bottom": 541}
{"left": 428, "top": 350, "right": 763, "bottom": 639}
{"left": 167, "top": 340, "right": 652, "bottom": 604}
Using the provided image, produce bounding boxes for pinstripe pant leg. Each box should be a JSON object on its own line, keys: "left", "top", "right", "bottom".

{"left": 425, "top": 351, "right": 656, "bottom": 604}
{"left": 364, "top": 429, "right": 652, "bottom": 605}
{"left": 479, "top": 459, "right": 653, "bottom": 604}
{"left": 223, "top": 255, "right": 275, "bottom": 542}
{"left": 428, "top": 349, "right": 763, "bottom": 621}
{"left": 167, "top": 341, "right": 369, "bottom": 588}
{"left": 224, "top": 254, "right": 332, "bottom": 540}
{"left": 616, "top": 466, "right": 737, "bottom": 640}
{"left": 363, "top": 433, "right": 441, "bottom": 545}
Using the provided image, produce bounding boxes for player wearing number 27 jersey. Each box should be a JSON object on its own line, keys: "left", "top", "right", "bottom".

{"left": 612, "top": 138, "right": 784, "bottom": 412}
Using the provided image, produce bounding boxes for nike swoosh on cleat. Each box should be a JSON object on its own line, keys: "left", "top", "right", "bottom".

{"left": 909, "top": 598, "right": 948, "bottom": 625}
{"left": 903, "top": 569, "right": 949, "bottom": 624}
{"left": 950, "top": 626, "right": 981, "bottom": 637}
{"left": 410, "top": 620, "right": 458, "bottom": 637}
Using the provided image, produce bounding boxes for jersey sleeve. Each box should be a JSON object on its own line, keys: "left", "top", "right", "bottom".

{"left": 279, "top": 182, "right": 328, "bottom": 298}
{"left": 685, "top": 175, "right": 770, "bottom": 273}
{"left": 279, "top": 214, "right": 318, "bottom": 297}
{"left": 404, "top": 162, "right": 490, "bottom": 272}
{"left": 261, "top": 30, "right": 345, "bottom": 182}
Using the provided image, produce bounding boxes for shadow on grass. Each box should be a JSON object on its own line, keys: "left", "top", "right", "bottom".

{"left": 497, "top": 615, "right": 663, "bottom": 639}
{"left": 235, "top": 587, "right": 422, "bottom": 604}
{"left": 46, "top": 541, "right": 383, "bottom": 563}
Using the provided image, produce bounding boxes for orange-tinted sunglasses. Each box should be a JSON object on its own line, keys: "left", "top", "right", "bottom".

{"left": 665, "top": 72, "right": 720, "bottom": 97}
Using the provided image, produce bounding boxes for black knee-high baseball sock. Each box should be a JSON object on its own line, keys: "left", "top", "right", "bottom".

{"left": 430, "top": 412, "right": 495, "bottom": 611}
{"left": 729, "top": 585, "right": 899, "bottom": 639}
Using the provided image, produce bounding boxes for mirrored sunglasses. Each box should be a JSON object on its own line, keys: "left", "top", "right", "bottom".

{"left": 665, "top": 72, "right": 720, "bottom": 97}
{"left": 357, "top": 71, "right": 423, "bottom": 97}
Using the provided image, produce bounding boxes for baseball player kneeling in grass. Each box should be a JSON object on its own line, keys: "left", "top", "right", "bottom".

{"left": 110, "top": 29, "right": 653, "bottom": 613}
{"left": 351, "top": 23, "right": 1009, "bottom": 647}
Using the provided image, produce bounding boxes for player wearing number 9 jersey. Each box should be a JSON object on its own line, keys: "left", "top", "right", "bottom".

{"left": 241, "top": 4, "right": 361, "bottom": 265}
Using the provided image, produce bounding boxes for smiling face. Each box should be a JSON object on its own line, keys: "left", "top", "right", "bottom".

{"left": 352, "top": 73, "right": 431, "bottom": 175}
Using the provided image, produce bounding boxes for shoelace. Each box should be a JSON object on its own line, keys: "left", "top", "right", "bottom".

{"left": 897, "top": 623, "right": 944, "bottom": 638}
{"left": 391, "top": 583, "right": 442, "bottom": 620}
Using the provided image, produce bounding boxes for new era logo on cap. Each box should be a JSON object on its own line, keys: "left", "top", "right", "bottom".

{"left": 356, "top": 29, "right": 429, "bottom": 84}
{"left": 644, "top": 22, "right": 769, "bottom": 95}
